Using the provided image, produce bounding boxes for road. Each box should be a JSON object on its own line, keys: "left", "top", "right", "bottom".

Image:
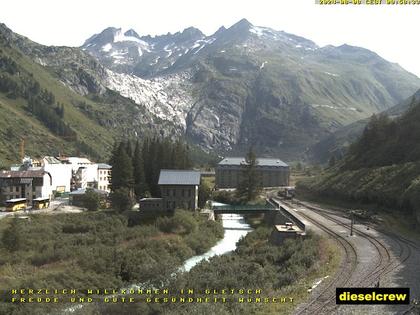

{"left": 0, "top": 198, "right": 82, "bottom": 220}
{"left": 273, "top": 198, "right": 420, "bottom": 315}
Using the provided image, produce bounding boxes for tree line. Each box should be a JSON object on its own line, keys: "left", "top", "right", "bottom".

{"left": 346, "top": 98, "right": 420, "bottom": 170}
{"left": 0, "top": 51, "right": 77, "bottom": 140}
{"left": 109, "top": 137, "right": 193, "bottom": 211}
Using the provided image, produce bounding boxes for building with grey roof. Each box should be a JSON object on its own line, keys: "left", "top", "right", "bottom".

{"left": 157, "top": 169, "right": 201, "bottom": 211}
{"left": 216, "top": 157, "right": 290, "bottom": 189}
{"left": 158, "top": 169, "right": 200, "bottom": 186}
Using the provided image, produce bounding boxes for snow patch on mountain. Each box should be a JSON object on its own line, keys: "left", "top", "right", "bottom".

{"left": 114, "top": 29, "right": 148, "bottom": 45}
{"left": 260, "top": 61, "right": 267, "bottom": 69}
{"left": 105, "top": 69, "right": 194, "bottom": 128}
{"left": 324, "top": 71, "right": 339, "bottom": 77}
{"left": 102, "top": 43, "right": 112, "bottom": 52}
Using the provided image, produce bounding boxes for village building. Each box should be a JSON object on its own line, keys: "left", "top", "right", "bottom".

{"left": 215, "top": 157, "right": 290, "bottom": 189}
{"left": 1, "top": 156, "right": 112, "bottom": 209}
{"left": 97, "top": 163, "right": 112, "bottom": 192}
{"left": 62, "top": 157, "right": 99, "bottom": 190}
{"left": 139, "top": 197, "right": 164, "bottom": 212}
{"left": 42, "top": 156, "right": 73, "bottom": 193}
{"left": 139, "top": 169, "right": 201, "bottom": 212}
{"left": 158, "top": 169, "right": 201, "bottom": 211}
{"left": 0, "top": 169, "right": 53, "bottom": 205}
{"left": 57, "top": 157, "right": 111, "bottom": 191}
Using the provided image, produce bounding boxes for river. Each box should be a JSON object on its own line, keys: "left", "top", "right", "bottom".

{"left": 181, "top": 213, "right": 253, "bottom": 272}
{"left": 63, "top": 212, "right": 252, "bottom": 314}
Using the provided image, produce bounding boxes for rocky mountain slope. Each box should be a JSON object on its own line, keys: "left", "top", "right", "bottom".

{"left": 1, "top": 19, "right": 419, "bottom": 164}
{"left": 82, "top": 19, "right": 420, "bottom": 158}
{"left": 0, "top": 23, "right": 181, "bottom": 165}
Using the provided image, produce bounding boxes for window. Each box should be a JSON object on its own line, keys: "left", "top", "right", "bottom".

{"left": 181, "top": 189, "right": 185, "bottom": 197}
{"left": 9, "top": 187, "right": 13, "bottom": 192}
{"left": 188, "top": 189, "right": 191, "bottom": 197}
{"left": 16, "top": 186, "right": 19, "bottom": 192}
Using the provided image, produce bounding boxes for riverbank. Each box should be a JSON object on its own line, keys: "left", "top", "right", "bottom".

{"left": 0, "top": 210, "right": 223, "bottom": 315}
{"left": 90, "top": 219, "right": 339, "bottom": 315}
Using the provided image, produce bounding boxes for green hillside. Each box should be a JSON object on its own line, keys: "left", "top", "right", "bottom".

{"left": 298, "top": 96, "right": 420, "bottom": 225}
{"left": 0, "top": 24, "right": 181, "bottom": 166}
{"left": 308, "top": 89, "right": 420, "bottom": 164}
{"left": 0, "top": 43, "right": 114, "bottom": 164}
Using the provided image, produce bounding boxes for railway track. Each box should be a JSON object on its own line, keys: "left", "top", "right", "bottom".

{"left": 294, "top": 201, "right": 392, "bottom": 287}
{"left": 285, "top": 199, "right": 419, "bottom": 314}
{"left": 271, "top": 198, "right": 357, "bottom": 314}
{"left": 295, "top": 200, "right": 417, "bottom": 287}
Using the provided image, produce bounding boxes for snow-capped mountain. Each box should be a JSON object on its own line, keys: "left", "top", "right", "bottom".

{"left": 4, "top": 18, "right": 417, "bottom": 158}
{"left": 82, "top": 26, "right": 205, "bottom": 77}
{"left": 78, "top": 19, "right": 420, "bottom": 157}
{"left": 82, "top": 19, "right": 320, "bottom": 78}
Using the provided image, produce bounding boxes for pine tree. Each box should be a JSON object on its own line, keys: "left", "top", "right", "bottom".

{"left": 110, "top": 142, "right": 134, "bottom": 192}
{"left": 133, "top": 140, "right": 149, "bottom": 197}
{"left": 236, "top": 147, "right": 262, "bottom": 202}
{"left": 125, "top": 141, "right": 133, "bottom": 159}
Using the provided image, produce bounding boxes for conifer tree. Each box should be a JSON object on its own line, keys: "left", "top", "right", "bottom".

{"left": 133, "top": 140, "right": 149, "bottom": 197}
{"left": 110, "top": 143, "right": 134, "bottom": 192}
{"left": 236, "top": 147, "right": 262, "bottom": 202}
{"left": 125, "top": 141, "right": 133, "bottom": 159}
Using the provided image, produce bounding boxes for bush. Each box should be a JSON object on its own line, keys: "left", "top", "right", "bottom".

{"left": 83, "top": 188, "right": 100, "bottom": 211}
{"left": 156, "top": 210, "right": 198, "bottom": 235}
{"left": 1, "top": 219, "right": 22, "bottom": 252}
{"left": 62, "top": 223, "right": 91, "bottom": 234}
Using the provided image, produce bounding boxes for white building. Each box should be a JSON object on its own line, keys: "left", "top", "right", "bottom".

{"left": 97, "top": 164, "right": 111, "bottom": 192}
{"left": 42, "top": 157, "right": 73, "bottom": 192}
{"left": 60, "top": 157, "right": 99, "bottom": 190}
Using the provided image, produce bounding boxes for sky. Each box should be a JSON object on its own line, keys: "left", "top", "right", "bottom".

{"left": 1, "top": 0, "right": 420, "bottom": 76}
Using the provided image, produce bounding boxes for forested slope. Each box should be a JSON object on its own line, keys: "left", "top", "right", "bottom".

{"left": 298, "top": 97, "right": 420, "bottom": 225}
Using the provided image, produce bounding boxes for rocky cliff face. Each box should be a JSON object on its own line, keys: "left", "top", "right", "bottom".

{"left": 2, "top": 19, "right": 419, "bottom": 160}
{"left": 80, "top": 19, "right": 420, "bottom": 157}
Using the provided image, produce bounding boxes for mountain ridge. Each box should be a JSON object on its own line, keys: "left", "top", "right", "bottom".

{"left": 80, "top": 19, "right": 420, "bottom": 157}
{"left": 1, "top": 19, "right": 419, "bottom": 162}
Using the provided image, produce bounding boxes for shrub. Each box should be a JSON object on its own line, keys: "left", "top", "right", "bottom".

{"left": 83, "top": 188, "right": 100, "bottom": 211}
{"left": 1, "top": 219, "right": 22, "bottom": 252}
{"left": 156, "top": 210, "right": 198, "bottom": 235}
